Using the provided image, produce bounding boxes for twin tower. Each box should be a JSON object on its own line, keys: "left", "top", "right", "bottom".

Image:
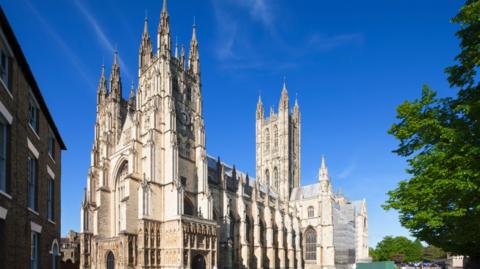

{"left": 256, "top": 81, "right": 301, "bottom": 202}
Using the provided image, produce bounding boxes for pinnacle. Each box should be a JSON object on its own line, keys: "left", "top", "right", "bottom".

{"left": 162, "top": 0, "right": 168, "bottom": 13}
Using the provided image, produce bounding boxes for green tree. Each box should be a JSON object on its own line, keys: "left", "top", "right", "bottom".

{"left": 423, "top": 245, "right": 446, "bottom": 262}
{"left": 374, "top": 236, "right": 423, "bottom": 263}
{"left": 384, "top": 0, "right": 480, "bottom": 267}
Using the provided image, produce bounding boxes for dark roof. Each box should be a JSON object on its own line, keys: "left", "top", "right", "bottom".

{"left": 0, "top": 6, "right": 66, "bottom": 149}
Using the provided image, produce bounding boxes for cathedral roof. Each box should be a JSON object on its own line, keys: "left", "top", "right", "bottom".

{"left": 290, "top": 183, "right": 320, "bottom": 201}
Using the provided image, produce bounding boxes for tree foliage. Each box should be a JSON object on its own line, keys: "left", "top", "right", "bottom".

{"left": 373, "top": 236, "right": 423, "bottom": 263}
{"left": 423, "top": 245, "right": 446, "bottom": 262}
{"left": 384, "top": 0, "right": 480, "bottom": 259}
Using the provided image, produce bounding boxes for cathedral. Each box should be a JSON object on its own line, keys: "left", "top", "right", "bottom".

{"left": 79, "top": 1, "right": 370, "bottom": 268}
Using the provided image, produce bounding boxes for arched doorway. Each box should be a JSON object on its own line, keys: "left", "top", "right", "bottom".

{"left": 192, "top": 254, "right": 206, "bottom": 269}
{"left": 106, "top": 251, "right": 115, "bottom": 269}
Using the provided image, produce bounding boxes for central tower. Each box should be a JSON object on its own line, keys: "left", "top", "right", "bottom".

{"left": 256, "top": 81, "right": 301, "bottom": 202}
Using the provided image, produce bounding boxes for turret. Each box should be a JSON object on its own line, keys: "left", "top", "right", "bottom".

{"left": 180, "top": 44, "right": 186, "bottom": 69}
{"left": 188, "top": 21, "right": 200, "bottom": 76}
{"left": 320, "top": 155, "right": 329, "bottom": 181}
{"left": 96, "top": 64, "right": 107, "bottom": 108}
{"left": 256, "top": 96, "right": 264, "bottom": 120}
{"left": 109, "top": 50, "right": 122, "bottom": 101}
{"left": 157, "top": 0, "right": 171, "bottom": 57}
{"left": 139, "top": 16, "right": 152, "bottom": 73}
{"left": 279, "top": 78, "right": 289, "bottom": 111}
{"left": 128, "top": 81, "right": 135, "bottom": 111}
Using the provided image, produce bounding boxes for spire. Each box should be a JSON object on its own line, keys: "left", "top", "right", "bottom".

{"left": 256, "top": 95, "right": 264, "bottom": 119}
{"left": 157, "top": 0, "right": 171, "bottom": 57}
{"left": 319, "top": 155, "right": 329, "bottom": 181}
{"left": 98, "top": 64, "right": 107, "bottom": 93}
{"left": 139, "top": 16, "right": 153, "bottom": 72}
{"left": 129, "top": 81, "right": 135, "bottom": 109}
{"left": 293, "top": 93, "right": 300, "bottom": 115}
{"left": 279, "top": 76, "right": 289, "bottom": 110}
{"left": 189, "top": 19, "right": 200, "bottom": 75}
{"left": 143, "top": 15, "right": 149, "bottom": 37}
{"left": 110, "top": 50, "right": 122, "bottom": 101}
{"left": 174, "top": 36, "right": 178, "bottom": 58}
{"left": 180, "top": 44, "right": 186, "bottom": 69}
{"left": 162, "top": 0, "right": 167, "bottom": 13}
{"left": 113, "top": 49, "right": 118, "bottom": 65}
{"left": 82, "top": 187, "right": 88, "bottom": 207}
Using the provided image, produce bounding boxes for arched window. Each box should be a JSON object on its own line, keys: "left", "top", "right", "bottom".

{"left": 229, "top": 212, "right": 235, "bottom": 240}
{"left": 143, "top": 186, "right": 150, "bottom": 216}
{"left": 274, "top": 125, "right": 278, "bottom": 151}
{"left": 260, "top": 221, "right": 266, "bottom": 247}
{"left": 184, "top": 197, "right": 194, "bottom": 216}
{"left": 50, "top": 240, "right": 60, "bottom": 269}
{"left": 273, "top": 167, "right": 279, "bottom": 190}
{"left": 265, "top": 129, "right": 270, "bottom": 152}
{"left": 106, "top": 251, "right": 115, "bottom": 269}
{"left": 308, "top": 206, "right": 314, "bottom": 218}
{"left": 245, "top": 218, "right": 251, "bottom": 243}
{"left": 305, "top": 227, "right": 317, "bottom": 261}
{"left": 265, "top": 169, "right": 270, "bottom": 185}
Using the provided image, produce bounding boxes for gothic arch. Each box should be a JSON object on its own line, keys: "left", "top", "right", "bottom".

{"left": 265, "top": 169, "right": 270, "bottom": 186}
{"left": 106, "top": 251, "right": 115, "bottom": 269}
{"left": 184, "top": 196, "right": 195, "bottom": 216}
{"left": 50, "top": 239, "right": 60, "bottom": 269}
{"left": 112, "top": 159, "right": 129, "bottom": 188}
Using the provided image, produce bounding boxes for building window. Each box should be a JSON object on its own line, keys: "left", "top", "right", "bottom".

{"left": 274, "top": 125, "right": 278, "bottom": 151}
{"left": 264, "top": 129, "right": 270, "bottom": 152}
{"left": 51, "top": 240, "right": 59, "bottom": 269}
{"left": 265, "top": 169, "right": 270, "bottom": 186}
{"left": 27, "top": 153, "right": 38, "bottom": 211}
{"left": 308, "top": 206, "right": 314, "bottom": 218}
{"left": 31, "top": 232, "right": 39, "bottom": 269}
{"left": 0, "top": 116, "right": 8, "bottom": 193}
{"left": 28, "top": 94, "right": 39, "bottom": 133}
{"left": 106, "top": 251, "right": 115, "bottom": 269}
{"left": 48, "top": 131, "right": 55, "bottom": 160}
{"left": 305, "top": 227, "right": 317, "bottom": 261}
{"left": 47, "top": 176, "right": 54, "bottom": 221}
{"left": 273, "top": 167, "right": 279, "bottom": 190}
{"left": 184, "top": 197, "right": 194, "bottom": 216}
{"left": 0, "top": 38, "right": 11, "bottom": 90}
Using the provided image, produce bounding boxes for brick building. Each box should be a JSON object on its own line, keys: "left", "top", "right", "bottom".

{"left": 0, "top": 6, "right": 66, "bottom": 269}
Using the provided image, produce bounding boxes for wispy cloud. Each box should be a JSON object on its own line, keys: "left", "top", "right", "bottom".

{"left": 211, "top": 0, "right": 364, "bottom": 72}
{"left": 22, "top": 0, "right": 95, "bottom": 89}
{"left": 337, "top": 162, "right": 358, "bottom": 180}
{"left": 72, "top": 0, "right": 132, "bottom": 81}
{"left": 306, "top": 32, "right": 365, "bottom": 52}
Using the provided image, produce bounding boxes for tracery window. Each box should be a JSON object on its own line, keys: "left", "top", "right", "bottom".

{"left": 308, "top": 206, "right": 314, "bottom": 218}
{"left": 265, "top": 169, "right": 270, "bottom": 185}
{"left": 274, "top": 125, "right": 278, "bottom": 151}
{"left": 265, "top": 128, "right": 270, "bottom": 152}
{"left": 273, "top": 167, "right": 279, "bottom": 190}
{"left": 305, "top": 227, "right": 317, "bottom": 261}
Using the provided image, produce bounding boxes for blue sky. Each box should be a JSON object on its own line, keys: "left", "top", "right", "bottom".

{"left": 2, "top": 0, "right": 463, "bottom": 247}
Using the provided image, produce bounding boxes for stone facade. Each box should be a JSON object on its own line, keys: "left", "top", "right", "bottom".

{"left": 61, "top": 230, "right": 81, "bottom": 268}
{"left": 79, "top": 1, "right": 369, "bottom": 268}
{"left": 0, "top": 6, "right": 66, "bottom": 269}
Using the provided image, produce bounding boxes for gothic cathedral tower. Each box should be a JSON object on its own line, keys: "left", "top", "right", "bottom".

{"left": 256, "top": 81, "right": 301, "bottom": 202}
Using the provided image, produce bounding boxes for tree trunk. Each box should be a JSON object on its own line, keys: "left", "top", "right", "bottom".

{"left": 464, "top": 256, "right": 480, "bottom": 269}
